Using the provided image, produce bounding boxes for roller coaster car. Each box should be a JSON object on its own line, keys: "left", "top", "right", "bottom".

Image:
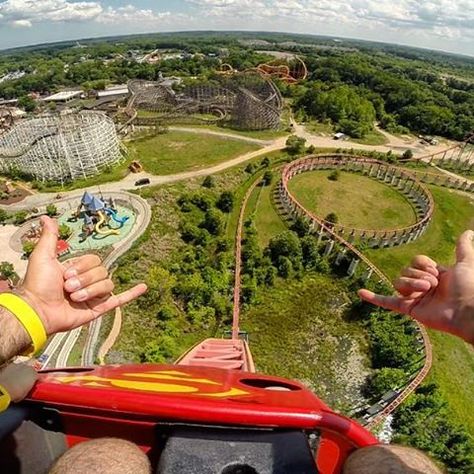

{"left": 0, "top": 364, "right": 377, "bottom": 474}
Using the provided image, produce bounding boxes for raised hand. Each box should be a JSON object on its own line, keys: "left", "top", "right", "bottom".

{"left": 19, "top": 216, "right": 147, "bottom": 335}
{"left": 359, "top": 230, "right": 474, "bottom": 344}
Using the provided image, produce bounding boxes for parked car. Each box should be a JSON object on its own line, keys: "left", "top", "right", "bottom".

{"left": 135, "top": 178, "right": 151, "bottom": 186}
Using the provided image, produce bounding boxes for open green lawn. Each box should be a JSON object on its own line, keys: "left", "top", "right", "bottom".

{"left": 176, "top": 123, "right": 289, "bottom": 140}
{"left": 253, "top": 181, "right": 287, "bottom": 247}
{"left": 128, "top": 131, "right": 261, "bottom": 175}
{"left": 366, "top": 186, "right": 474, "bottom": 433}
{"left": 241, "top": 274, "right": 371, "bottom": 413}
{"left": 288, "top": 170, "right": 417, "bottom": 230}
{"left": 352, "top": 130, "right": 388, "bottom": 146}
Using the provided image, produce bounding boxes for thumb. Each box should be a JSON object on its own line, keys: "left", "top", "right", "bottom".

{"left": 456, "top": 230, "right": 474, "bottom": 264}
{"left": 31, "top": 216, "right": 59, "bottom": 260}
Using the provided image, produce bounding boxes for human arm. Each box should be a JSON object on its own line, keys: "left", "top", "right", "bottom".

{"left": 359, "top": 230, "right": 474, "bottom": 344}
{"left": 0, "top": 216, "right": 147, "bottom": 364}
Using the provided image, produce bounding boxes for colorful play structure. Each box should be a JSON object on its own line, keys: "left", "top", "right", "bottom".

{"left": 73, "top": 191, "right": 129, "bottom": 240}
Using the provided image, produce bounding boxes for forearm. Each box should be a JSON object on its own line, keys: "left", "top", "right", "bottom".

{"left": 0, "top": 306, "right": 31, "bottom": 364}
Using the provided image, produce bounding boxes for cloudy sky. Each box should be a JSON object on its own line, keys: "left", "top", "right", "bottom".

{"left": 0, "top": 0, "right": 473, "bottom": 56}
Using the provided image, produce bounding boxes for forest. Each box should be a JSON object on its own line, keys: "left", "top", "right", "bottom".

{"left": 0, "top": 31, "right": 472, "bottom": 141}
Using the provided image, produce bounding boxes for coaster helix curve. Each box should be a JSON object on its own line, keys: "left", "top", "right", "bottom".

{"left": 279, "top": 154, "right": 433, "bottom": 430}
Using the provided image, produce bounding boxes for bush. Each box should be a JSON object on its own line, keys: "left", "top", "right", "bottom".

{"left": 202, "top": 176, "right": 215, "bottom": 188}
{"left": 328, "top": 170, "right": 340, "bottom": 181}
{"left": 0, "top": 209, "right": 8, "bottom": 224}
{"left": 286, "top": 135, "right": 307, "bottom": 155}
{"left": 268, "top": 231, "right": 302, "bottom": 266}
{"left": 290, "top": 216, "right": 310, "bottom": 237}
{"left": 325, "top": 212, "right": 339, "bottom": 224}
{"left": 402, "top": 149, "right": 414, "bottom": 160}
{"left": 59, "top": 223, "right": 72, "bottom": 240}
{"left": 13, "top": 211, "right": 28, "bottom": 225}
{"left": 368, "top": 311, "right": 418, "bottom": 369}
{"left": 277, "top": 256, "right": 293, "bottom": 278}
{"left": 190, "top": 192, "right": 213, "bottom": 211}
{"left": 201, "top": 209, "right": 225, "bottom": 236}
{"left": 261, "top": 157, "right": 271, "bottom": 168}
{"left": 366, "top": 367, "right": 407, "bottom": 399}
{"left": 262, "top": 170, "right": 273, "bottom": 186}
{"left": 0, "top": 261, "right": 16, "bottom": 280}
{"left": 245, "top": 163, "right": 256, "bottom": 174}
{"left": 46, "top": 204, "right": 58, "bottom": 217}
{"left": 216, "top": 191, "right": 234, "bottom": 213}
{"left": 22, "top": 241, "right": 35, "bottom": 257}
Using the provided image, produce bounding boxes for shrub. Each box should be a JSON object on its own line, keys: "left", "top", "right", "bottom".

{"left": 262, "top": 170, "right": 273, "bottom": 186}
{"left": 59, "top": 223, "right": 72, "bottom": 240}
{"left": 201, "top": 209, "right": 225, "bottom": 236}
{"left": 216, "top": 191, "right": 234, "bottom": 213}
{"left": 286, "top": 135, "right": 307, "bottom": 155}
{"left": 245, "top": 163, "right": 256, "bottom": 174}
{"left": 46, "top": 204, "right": 58, "bottom": 217}
{"left": 13, "top": 211, "right": 28, "bottom": 225}
{"left": 328, "top": 169, "right": 340, "bottom": 181}
{"left": 202, "top": 176, "right": 215, "bottom": 188}
{"left": 261, "top": 157, "right": 271, "bottom": 167}
{"left": 325, "top": 212, "right": 339, "bottom": 224}
{"left": 190, "top": 192, "right": 213, "bottom": 211}
{"left": 22, "top": 241, "right": 35, "bottom": 257}
{"left": 366, "top": 367, "right": 407, "bottom": 399}
{"left": 402, "top": 149, "right": 414, "bottom": 160}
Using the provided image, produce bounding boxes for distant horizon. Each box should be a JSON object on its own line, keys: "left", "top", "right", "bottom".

{"left": 1, "top": 29, "right": 473, "bottom": 61}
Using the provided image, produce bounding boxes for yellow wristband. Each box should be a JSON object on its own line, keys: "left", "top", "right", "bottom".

{"left": 0, "top": 293, "right": 47, "bottom": 356}
{"left": 0, "top": 383, "right": 11, "bottom": 413}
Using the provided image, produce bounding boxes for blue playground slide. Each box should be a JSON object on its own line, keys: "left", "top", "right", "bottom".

{"left": 105, "top": 208, "right": 129, "bottom": 227}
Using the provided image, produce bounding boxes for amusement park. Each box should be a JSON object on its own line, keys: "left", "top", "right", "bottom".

{"left": 0, "top": 30, "right": 472, "bottom": 474}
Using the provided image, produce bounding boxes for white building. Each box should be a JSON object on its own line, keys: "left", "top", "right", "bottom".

{"left": 97, "top": 85, "right": 129, "bottom": 99}
{"left": 43, "top": 90, "right": 83, "bottom": 103}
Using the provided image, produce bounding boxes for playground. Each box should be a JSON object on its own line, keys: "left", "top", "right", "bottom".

{"left": 57, "top": 192, "right": 136, "bottom": 251}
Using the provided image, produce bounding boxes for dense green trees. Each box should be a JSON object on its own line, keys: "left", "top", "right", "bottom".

{"left": 298, "top": 84, "right": 376, "bottom": 138}
{"left": 393, "top": 384, "right": 474, "bottom": 473}
{"left": 298, "top": 53, "right": 474, "bottom": 140}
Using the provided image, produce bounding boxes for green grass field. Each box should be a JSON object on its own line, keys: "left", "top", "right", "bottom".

{"left": 252, "top": 181, "right": 287, "bottom": 247}
{"left": 366, "top": 186, "right": 474, "bottom": 433}
{"left": 352, "top": 130, "right": 388, "bottom": 146}
{"left": 128, "top": 131, "right": 261, "bottom": 175}
{"left": 288, "top": 170, "right": 417, "bottom": 230}
{"left": 241, "top": 275, "right": 371, "bottom": 413}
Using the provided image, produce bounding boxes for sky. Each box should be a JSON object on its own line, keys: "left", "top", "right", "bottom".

{"left": 0, "top": 0, "right": 473, "bottom": 57}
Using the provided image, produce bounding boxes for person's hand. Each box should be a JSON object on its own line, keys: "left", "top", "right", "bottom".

{"left": 18, "top": 216, "right": 147, "bottom": 335}
{"left": 359, "top": 230, "right": 474, "bottom": 344}
{"left": 0, "top": 364, "right": 37, "bottom": 402}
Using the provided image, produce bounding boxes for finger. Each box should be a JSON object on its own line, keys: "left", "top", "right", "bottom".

{"left": 394, "top": 277, "right": 431, "bottom": 296}
{"left": 410, "top": 255, "right": 439, "bottom": 276}
{"left": 400, "top": 267, "right": 439, "bottom": 288}
{"left": 358, "top": 289, "right": 412, "bottom": 314}
{"left": 64, "top": 266, "right": 108, "bottom": 293}
{"left": 69, "top": 279, "right": 114, "bottom": 303}
{"left": 31, "top": 216, "right": 59, "bottom": 261}
{"left": 63, "top": 254, "right": 102, "bottom": 279}
{"left": 456, "top": 230, "right": 474, "bottom": 264}
{"left": 0, "top": 364, "right": 38, "bottom": 402}
{"left": 89, "top": 284, "right": 148, "bottom": 316}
